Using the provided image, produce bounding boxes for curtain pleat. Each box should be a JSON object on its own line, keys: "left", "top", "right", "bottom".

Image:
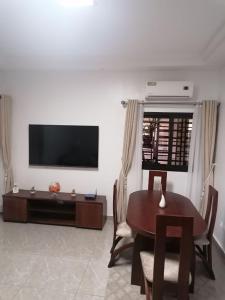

{"left": 127, "top": 104, "right": 143, "bottom": 198}
{"left": 185, "top": 105, "right": 203, "bottom": 209}
{"left": 200, "top": 100, "right": 218, "bottom": 216}
{"left": 117, "top": 100, "right": 138, "bottom": 222}
{"left": 0, "top": 95, "right": 14, "bottom": 193}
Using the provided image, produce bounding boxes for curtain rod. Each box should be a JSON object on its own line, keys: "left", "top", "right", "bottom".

{"left": 121, "top": 100, "right": 202, "bottom": 107}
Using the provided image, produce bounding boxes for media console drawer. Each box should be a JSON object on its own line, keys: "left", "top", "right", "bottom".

{"left": 2, "top": 190, "right": 107, "bottom": 230}
{"left": 76, "top": 201, "right": 106, "bottom": 229}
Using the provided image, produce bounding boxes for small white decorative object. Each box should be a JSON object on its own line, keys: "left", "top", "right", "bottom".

{"left": 71, "top": 189, "right": 76, "bottom": 197}
{"left": 12, "top": 184, "right": 19, "bottom": 194}
{"left": 159, "top": 194, "right": 166, "bottom": 208}
{"left": 30, "top": 186, "right": 36, "bottom": 194}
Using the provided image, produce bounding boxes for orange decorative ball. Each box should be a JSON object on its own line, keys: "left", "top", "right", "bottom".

{"left": 49, "top": 182, "right": 60, "bottom": 193}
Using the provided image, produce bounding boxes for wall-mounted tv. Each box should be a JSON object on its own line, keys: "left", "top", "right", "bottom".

{"left": 29, "top": 124, "right": 99, "bottom": 168}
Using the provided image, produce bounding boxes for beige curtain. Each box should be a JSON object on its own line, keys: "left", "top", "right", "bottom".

{"left": 117, "top": 100, "right": 139, "bottom": 222}
{"left": 186, "top": 104, "right": 203, "bottom": 210}
{"left": 200, "top": 100, "right": 218, "bottom": 216}
{"left": 0, "top": 95, "right": 14, "bottom": 193}
{"left": 127, "top": 104, "right": 143, "bottom": 197}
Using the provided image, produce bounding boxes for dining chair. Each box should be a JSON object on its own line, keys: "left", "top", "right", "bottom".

{"left": 194, "top": 185, "right": 218, "bottom": 279}
{"left": 140, "top": 215, "right": 193, "bottom": 300}
{"left": 108, "top": 180, "right": 134, "bottom": 268}
{"left": 148, "top": 170, "right": 167, "bottom": 191}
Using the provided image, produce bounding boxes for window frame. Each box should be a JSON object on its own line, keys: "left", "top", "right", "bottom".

{"left": 142, "top": 112, "right": 193, "bottom": 172}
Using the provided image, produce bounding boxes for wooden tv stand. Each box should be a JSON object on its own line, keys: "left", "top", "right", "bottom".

{"left": 3, "top": 190, "right": 107, "bottom": 230}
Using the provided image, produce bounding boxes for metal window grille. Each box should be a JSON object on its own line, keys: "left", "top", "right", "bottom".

{"left": 142, "top": 112, "right": 193, "bottom": 172}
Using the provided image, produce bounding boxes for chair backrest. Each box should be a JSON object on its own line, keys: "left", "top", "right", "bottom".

{"left": 153, "top": 215, "right": 193, "bottom": 300}
{"left": 148, "top": 170, "right": 167, "bottom": 191}
{"left": 113, "top": 180, "right": 118, "bottom": 234}
{"left": 205, "top": 185, "right": 218, "bottom": 241}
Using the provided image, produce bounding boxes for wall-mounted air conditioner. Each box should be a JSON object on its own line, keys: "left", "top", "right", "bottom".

{"left": 146, "top": 81, "right": 194, "bottom": 99}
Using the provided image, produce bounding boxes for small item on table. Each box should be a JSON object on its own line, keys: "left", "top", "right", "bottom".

{"left": 159, "top": 194, "right": 166, "bottom": 208}
{"left": 85, "top": 194, "right": 96, "bottom": 200}
{"left": 71, "top": 189, "right": 76, "bottom": 197}
{"left": 49, "top": 182, "right": 61, "bottom": 193}
{"left": 12, "top": 184, "right": 19, "bottom": 194}
{"left": 159, "top": 183, "right": 166, "bottom": 208}
{"left": 30, "top": 186, "right": 36, "bottom": 194}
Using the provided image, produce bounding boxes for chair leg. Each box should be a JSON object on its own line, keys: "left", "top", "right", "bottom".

{"left": 110, "top": 236, "right": 122, "bottom": 254}
{"left": 143, "top": 275, "right": 151, "bottom": 300}
{"left": 177, "top": 287, "right": 189, "bottom": 300}
{"left": 203, "top": 245, "right": 207, "bottom": 259}
{"left": 108, "top": 236, "right": 122, "bottom": 267}
{"left": 207, "top": 244, "right": 215, "bottom": 280}
{"left": 108, "top": 254, "right": 116, "bottom": 268}
{"left": 195, "top": 244, "right": 215, "bottom": 280}
{"left": 108, "top": 242, "right": 134, "bottom": 268}
{"left": 190, "top": 245, "right": 196, "bottom": 293}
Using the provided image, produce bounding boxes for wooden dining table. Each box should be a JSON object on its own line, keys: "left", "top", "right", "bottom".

{"left": 126, "top": 190, "right": 207, "bottom": 287}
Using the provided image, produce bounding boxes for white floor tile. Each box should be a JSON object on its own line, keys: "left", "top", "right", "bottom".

{"left": 0, "top": 218, "right": 223, "bottom": 300}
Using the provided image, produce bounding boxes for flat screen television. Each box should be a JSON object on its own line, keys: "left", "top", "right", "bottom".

{"left": 29, "top": 124, "right": 99, "bottom": 168}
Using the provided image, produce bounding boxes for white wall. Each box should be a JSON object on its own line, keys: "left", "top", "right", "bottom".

{"left": 0, "top": 72, "right": 4, "bottom": 209}
{"left": 1, "top": 69, "right": 220, "bottom": 216}
{"left": 214, "top": 68, "right": 225, "bottom": 252}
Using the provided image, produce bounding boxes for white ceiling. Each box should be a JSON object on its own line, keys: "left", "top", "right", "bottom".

{"left": 1, "top": 0, "right": 225, "bottom": 70}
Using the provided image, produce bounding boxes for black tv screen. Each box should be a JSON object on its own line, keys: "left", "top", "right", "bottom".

{"left": 29, "top": 125, "right": 99, "bottom": 168}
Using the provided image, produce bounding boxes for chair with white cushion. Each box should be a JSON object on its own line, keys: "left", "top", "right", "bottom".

{"left": 140, "top": 215, "right": 193, "bottom": 300}
{"left": 108, "top": 180, "right": 134, "bottom": 268}
{"left": 194, "top": 185, "right": 218, "bottom": 280}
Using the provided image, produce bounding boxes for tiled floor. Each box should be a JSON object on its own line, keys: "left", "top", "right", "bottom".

{"left": 0, "top": 217, "right": 224, "bottom": 299}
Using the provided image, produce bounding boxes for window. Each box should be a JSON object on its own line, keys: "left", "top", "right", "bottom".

{"left": 142, "top": 112, "right": 193, "bottom": 172}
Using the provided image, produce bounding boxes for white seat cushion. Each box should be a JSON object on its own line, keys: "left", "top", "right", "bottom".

{"left": 194, "top": 235, "right": 210, "bottom": 246}
{"left": 140, "top": 251, "right": 192, "bottom": 284}
{"left": 116, "top": 222, "right": 132, "bottom": 238}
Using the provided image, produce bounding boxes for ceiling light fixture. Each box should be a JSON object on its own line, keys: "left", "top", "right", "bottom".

{"left": 59, "top": 0, "right": 94, "bottom": 7}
